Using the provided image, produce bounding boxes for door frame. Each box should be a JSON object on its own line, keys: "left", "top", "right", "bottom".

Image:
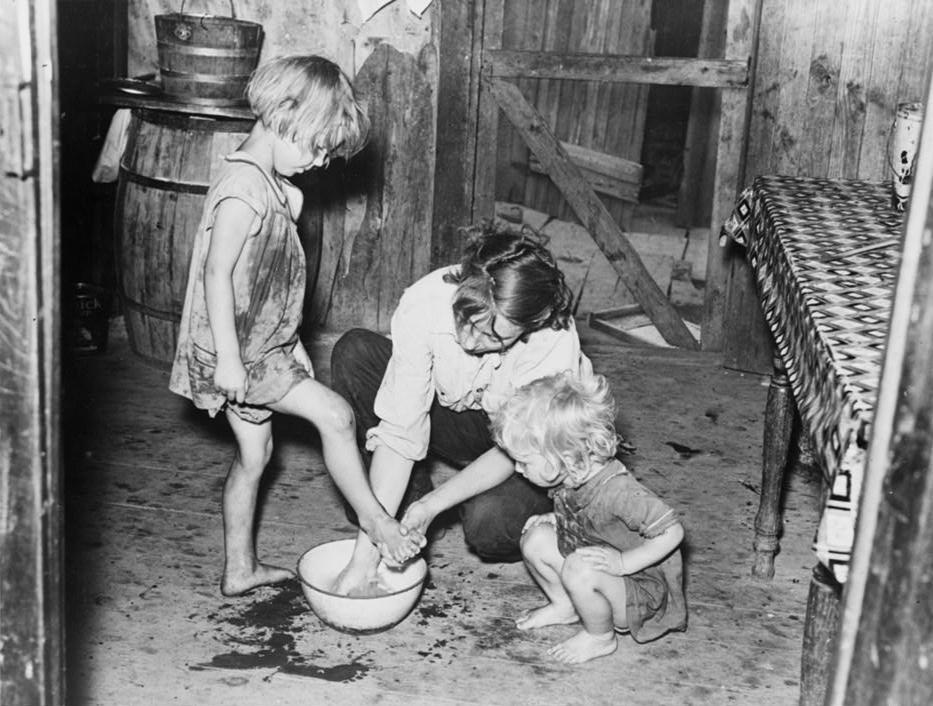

{"left": 0, "top": 1, "right": 64, "bottom": 703}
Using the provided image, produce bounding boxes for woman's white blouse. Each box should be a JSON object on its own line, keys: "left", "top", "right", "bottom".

{"left": 365, "top": 267, "right": 594, "bottom": 461}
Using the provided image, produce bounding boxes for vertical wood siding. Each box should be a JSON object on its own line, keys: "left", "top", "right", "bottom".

{"left": 745, "top": 0, "right": 933, "bottom": 182}
{"left": 725, "top": 0, "right": 933, "bottom": 373}
{"left": 494, "top": 0, "right": 654, "bottom": 228}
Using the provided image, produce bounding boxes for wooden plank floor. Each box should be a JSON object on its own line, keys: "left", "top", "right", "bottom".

{"left": 63, "top": 322, "right": 820, "bottom": 705}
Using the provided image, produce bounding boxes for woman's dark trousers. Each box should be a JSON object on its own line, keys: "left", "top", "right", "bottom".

{"left": 331, "top": 328, "right": 552, "bottom": 562}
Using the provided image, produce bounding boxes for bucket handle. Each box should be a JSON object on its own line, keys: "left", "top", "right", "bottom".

{"left": 179, "top": 0, "right": 236, "bottom": 18}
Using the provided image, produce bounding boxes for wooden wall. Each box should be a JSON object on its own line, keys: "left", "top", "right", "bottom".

{"left": 723, "top": 0, "right": 933, "bottom": 372}
{"left": 746, "top": 0, "right": 932, "bottom": 181}
{"left": 126, "top": 0, "right": 438, "bottom": 332}
{"left": 494, "top": 0, "right": 654, "bottom": 228}
{"left": 1, "top": 1, "right": 63, "bottom": 702}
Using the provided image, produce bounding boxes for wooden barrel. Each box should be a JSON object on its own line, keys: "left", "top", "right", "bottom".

{"left": 154, "top": 4, "right": 263, "bottom": 106}
{"left": 115, "top": 109, "right": 252, "bottom": 368}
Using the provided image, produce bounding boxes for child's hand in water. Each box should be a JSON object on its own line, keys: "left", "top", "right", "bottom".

{"left": 214, "top": 355, "right": 248, "bottom": 404}
{"left": 371, "top": 515, "right": 425, "bottom": 566}
{"left": 574, "top": 545, "right": 626, "bottom": 576}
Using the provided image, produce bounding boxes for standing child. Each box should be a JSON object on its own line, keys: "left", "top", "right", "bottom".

{"left": 491, "top": 372, "right": 687, "bottom": 664}
{"left": 170, "top": 55, "right": 423, "bottom": 597}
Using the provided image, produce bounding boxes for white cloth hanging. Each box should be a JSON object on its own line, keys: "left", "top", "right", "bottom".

{"left": 91, "top": 108, "right": 132, "bottom": 183}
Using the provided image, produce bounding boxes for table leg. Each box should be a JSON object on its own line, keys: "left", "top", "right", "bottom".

{"left": 752, "top": 353, "right": 794, "bottom": 579}
{"left": 799, "top": 563, "right": 842, "bottom": 706}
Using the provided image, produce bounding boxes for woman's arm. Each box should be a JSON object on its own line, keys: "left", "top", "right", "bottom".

{"left": 204, "top": 199, "right": 257, "bottom": 403}
{"left": 401, "top": 446, "right": 515, "bottom": 535}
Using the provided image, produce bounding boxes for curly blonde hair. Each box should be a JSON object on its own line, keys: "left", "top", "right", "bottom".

{"left": 491, "top": 372, "right": 618, "bottom": 487}
{"left": 246, "top": 55, "right": 369, "bottom": 160}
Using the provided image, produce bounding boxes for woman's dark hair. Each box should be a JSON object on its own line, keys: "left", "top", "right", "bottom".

{"left": 443, "top": 223, "right": 573, "bottom": 336}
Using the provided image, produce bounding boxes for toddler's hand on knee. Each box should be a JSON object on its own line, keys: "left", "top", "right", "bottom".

{"left": 522, "top": 511, "right": 556, "bottom": 535}
{"left": 575, "top": 546, "right": 626, "bottom": 576}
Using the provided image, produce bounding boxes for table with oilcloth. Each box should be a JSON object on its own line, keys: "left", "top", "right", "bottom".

{"left": 721, "top": 175, "right": 902, "bottom": 584}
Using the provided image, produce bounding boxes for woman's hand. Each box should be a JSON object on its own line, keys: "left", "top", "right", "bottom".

{"left": 574, "top": 545, "right": 627, "bottom": 576}
{"left": 214, "top": 355, "right": 248, "bottom": 404}
{"left": 369, "top": 515, "right": 426, "bottom": 566}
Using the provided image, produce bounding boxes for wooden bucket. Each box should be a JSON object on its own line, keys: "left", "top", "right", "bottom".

{"left": 154, "top": 0, "right": 263, "bottom": 106}
{"left": 114, "top": 110, "right": 252, "bottom": 368}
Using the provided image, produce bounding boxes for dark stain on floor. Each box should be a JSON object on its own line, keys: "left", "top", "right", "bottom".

{"left": 279, "top": 660, "right": 371, "bottom": 681}
{"left": 665, "top": 441, "right": 704, "bottom": 458}
{"left": 192, "top": 580, "right": 373, "bottom": 682}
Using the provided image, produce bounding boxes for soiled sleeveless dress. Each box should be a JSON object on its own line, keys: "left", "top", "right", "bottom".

{"left": 552, "top": 459, "right": 688, "bottom": 643}
{"left": 169, "top": 151, "right": 309, "bottom": 423}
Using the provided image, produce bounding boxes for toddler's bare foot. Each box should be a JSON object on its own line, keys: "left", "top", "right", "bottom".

{"left": 515, "top": 602, "right": 578, "bottom": 630}
{"left": 221, "top": 562, "right": 293, "bottom": 597}
{"left": 547, "top": 629, "right": 618, "bottom": 664}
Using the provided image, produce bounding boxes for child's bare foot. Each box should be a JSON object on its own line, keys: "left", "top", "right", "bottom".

{"left": 515, "top": 602, "right": 578, "bottom": 630}
{"left": 221, "top": 563, "right": 294, "bottom": 597}
{"left": 332, "top": 557, "right": 379, "bottom": 597}
{"left": 547, "top": 629, "right": 618, "bottom": 664}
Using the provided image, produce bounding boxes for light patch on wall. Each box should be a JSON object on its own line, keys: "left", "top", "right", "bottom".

{"left": 358, "top": 0, "right": 433, "bottom": 24}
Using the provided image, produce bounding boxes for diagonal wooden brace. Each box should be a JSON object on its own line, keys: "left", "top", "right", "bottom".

{"left": 484, "top": 75, "right": 699, "bottom": 350}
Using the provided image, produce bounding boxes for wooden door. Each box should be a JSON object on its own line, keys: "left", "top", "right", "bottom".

{"left": 433, "top": 0, "right": 759, "bottom": 350}
{"left": 0, "top": 1, "right": 64, "bottom": 704}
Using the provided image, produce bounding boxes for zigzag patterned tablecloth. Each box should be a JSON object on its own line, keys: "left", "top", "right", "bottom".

{"left": 721, "top": 175, "right": 903, "bottom": 583}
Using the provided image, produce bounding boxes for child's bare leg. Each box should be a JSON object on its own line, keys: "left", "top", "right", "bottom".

{"left": 270, "top": 379, "right": 421, "bottom": 586}
{"left": 516, "top": 522, "right": 578, "bottom": 630}
{"left": 221, "top": 410, "right": 293, "bottom": 596}
{"left": 332, "top": 531, "right": 382, "bottom": 596}
{"left": 547, "top": 551, "right": 628, "bottom": 664}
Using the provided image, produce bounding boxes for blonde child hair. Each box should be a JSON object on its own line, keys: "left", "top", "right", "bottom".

{"left": 492, "top": 372, "right": 618, "bottom": 487}
{"left": 246, "top": 55, "right": 369, "bottom": 161}
{"left": 168, "top": 53, "right": 424, "bottom": 597}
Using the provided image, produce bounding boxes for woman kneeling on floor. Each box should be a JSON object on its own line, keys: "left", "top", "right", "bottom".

{"left": 332, "top": 225, "right": 592, "bottom": 592}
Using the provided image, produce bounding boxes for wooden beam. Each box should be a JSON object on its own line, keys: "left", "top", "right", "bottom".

{"left": 431, "top": 0, "right": 480, "bottom": 266}
{"left": 485, "top": 75, "right": 698, "bottom": 350}
{"left": 486, "top": 50, "right": 749, "bottom": 88}
{"left": 677, "top": 0, "right": 728, "bottom": 228}
{"left": 703, "top": 0, "right": 761, "bottom": 353}
{"left": 527, "top": 140, "right": 643, "bottom": 203}
{"left": 471, "top": 0, "right": 503, "bottom": 224}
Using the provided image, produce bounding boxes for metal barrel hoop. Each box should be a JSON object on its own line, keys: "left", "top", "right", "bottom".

{"left": 155, "top": 0, "right": 260, "bottom": 105}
